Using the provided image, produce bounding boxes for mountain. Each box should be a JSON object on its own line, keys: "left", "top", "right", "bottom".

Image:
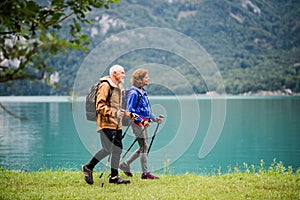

{"left": 1, "top": 0, "right": 299, "bottom": 95}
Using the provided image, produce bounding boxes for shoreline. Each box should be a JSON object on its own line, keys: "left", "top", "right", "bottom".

{"left": 0, "top": 93, "right": 299, "bottom": 102}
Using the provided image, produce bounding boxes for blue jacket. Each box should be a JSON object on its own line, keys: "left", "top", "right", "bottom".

{"left": 126, "top": 86, "right": 156, "bottom": 123}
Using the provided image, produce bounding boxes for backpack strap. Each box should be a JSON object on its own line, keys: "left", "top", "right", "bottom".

{"left": 100, "top": 80, "right": 114, "bottom": 105}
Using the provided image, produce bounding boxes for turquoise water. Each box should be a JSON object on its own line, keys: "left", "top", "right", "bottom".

{"left": 0, "top": 96, "right": 299, "bottom": 174}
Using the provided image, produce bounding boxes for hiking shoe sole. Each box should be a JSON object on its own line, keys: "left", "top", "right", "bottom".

{"left": 109, "top": 176, "right": 130, "bottom": 184}
{"left": 82, "top": 165, "right": 94, "bottom": 185}
{"left": 119, "top": 162, "right": 133, "bottom": 177}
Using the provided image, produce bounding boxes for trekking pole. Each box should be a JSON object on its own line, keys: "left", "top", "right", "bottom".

{"left": 122, "top": 120, "right": 133, "bottom": 139}
{"left": 147, "top": 115, "right": 165, "bottom": 156}
{"left": 121, "top": 126, "right": 145, "bottom": 160}
{"left": 100, "top": 117, "right": 121, "bottom": 187}
{"left": 121, "top": 110, "right": 138, "bottom": 139}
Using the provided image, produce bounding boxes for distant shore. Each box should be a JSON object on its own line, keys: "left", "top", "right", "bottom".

{"left": 0, "top": 90, "right": 299, "bottom": 102}
{"left": 205, "top": 89, "right": 300, "bottom": 97}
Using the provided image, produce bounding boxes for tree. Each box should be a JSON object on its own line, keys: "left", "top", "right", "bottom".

{"left": 0, "top": 0, "right": 119, "bottom": 84}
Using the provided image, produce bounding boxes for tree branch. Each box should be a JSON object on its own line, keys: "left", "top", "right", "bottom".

{"left": 57, "top": 12, "right": 74, "bottom": 24}
{"left": 0, "top": 31, "right": 16, "bottom": 35}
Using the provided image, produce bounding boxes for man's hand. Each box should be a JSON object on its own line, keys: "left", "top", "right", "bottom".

{"left": 130, "top": 112, "right": 138, "bottom": 121}
{"left": 116, "top": 110, "right": 124, "bottom": 118}
{"left": 122, "top": 110, "right": 139, "bottom": 121}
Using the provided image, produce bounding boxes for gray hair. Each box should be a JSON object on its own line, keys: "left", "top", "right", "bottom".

{"left": 109, "top": 65, "right": 124, "bottom": 76}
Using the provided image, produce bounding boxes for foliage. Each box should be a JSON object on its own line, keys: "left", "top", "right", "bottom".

{"left": 0, "top": 0, "right": 119, "bottom": 85}
{"left": 1, "top": 0, "right": 300, "bottom": 95}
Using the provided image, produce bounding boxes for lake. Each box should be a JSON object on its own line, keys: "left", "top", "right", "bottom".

{"left": 0, "top": 96, "right": 299, "bottom": 175}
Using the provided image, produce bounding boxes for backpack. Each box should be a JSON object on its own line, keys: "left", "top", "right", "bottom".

{"left": 85, "top": 80, "right": 113, "bottom": 121}
{"left": 122, "top": 87, "right": 142, "bottom": 126}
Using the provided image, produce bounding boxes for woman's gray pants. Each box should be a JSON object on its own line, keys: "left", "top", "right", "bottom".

{"left": 125, "top": 123, "right": 149, "bottom": 173}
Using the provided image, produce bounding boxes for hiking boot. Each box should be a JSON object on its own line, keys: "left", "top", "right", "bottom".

{"left": 119, "top": 162, "right": 133, "bottom": 177}
{"left": 109, "top": 176, "right": 130, "bottom": 184}
{"left": 82, "top": 165, "right": 94, "bottom": 185}
{"left": 141, "top": 172, "right": 159, "bottom": 179}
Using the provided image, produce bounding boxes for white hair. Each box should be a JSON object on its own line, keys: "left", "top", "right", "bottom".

{"left": 109, "top": 65, "right": 124, "bottom": 76}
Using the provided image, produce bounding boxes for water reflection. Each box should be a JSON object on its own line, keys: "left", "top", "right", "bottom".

{"left": 0, "top": 103, "right": 43, "bottom": 170}
{"left": 0, "top": 101, "right": 88, "bottom": 171}
{"left": 0, "top": 97, "right": 300, "bottom": 173}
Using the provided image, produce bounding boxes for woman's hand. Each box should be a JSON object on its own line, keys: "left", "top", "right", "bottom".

{"left": 156, "top": 117, "right": 163, "bottom": 124}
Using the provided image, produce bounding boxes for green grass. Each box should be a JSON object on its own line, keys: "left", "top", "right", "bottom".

{"left": 1, "top": 162, "right": 300, "bottom": 200}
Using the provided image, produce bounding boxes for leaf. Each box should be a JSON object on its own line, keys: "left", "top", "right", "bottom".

{"left": 79, "top": 34, "right": 89, "bottom": 41}
{"left": 52, "top": 12, "right": 64, "bottom": 22}
{"left": 108, "top": 0, "right": 120, "bottom": 3}
{"left": 51, "top": 0, "right": 63, "bottom": 7}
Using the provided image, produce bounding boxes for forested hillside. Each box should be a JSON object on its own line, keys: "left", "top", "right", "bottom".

{"left": 1, "top": 0, "right": 299, "bottom": 95}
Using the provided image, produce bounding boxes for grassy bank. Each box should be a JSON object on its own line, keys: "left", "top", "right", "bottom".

{"left": 1, "top": 164, "right": 299, "bottom": 200}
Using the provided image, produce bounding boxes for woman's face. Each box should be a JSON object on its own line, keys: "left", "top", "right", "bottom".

{"left": 142, "top": 73, "right": 149, "bottom": 86}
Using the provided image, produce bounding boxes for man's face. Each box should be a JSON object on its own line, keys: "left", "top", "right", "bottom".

{"left": 114, "top": 68, "right": 125, "bottom": 84}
